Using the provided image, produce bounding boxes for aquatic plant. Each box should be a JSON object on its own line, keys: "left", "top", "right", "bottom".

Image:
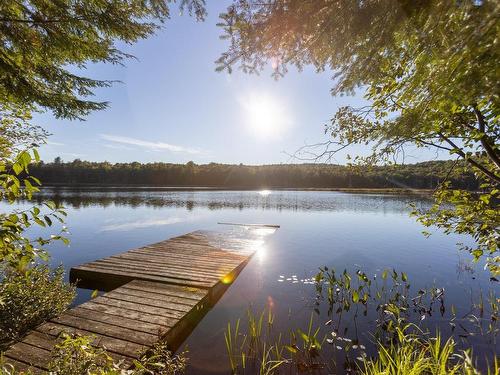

{"left": 224, "top": 308, "right": 333, "bottom": 374}
{"left": 223, "top": 308, "right": 495, "bottom": 375}
{"left": 225, "top": 267, "right": 498, "bottom": 373}
{"left": 360, "top": 325, "right": 499, "bottom": 375}
{"left": 314, "top": 266, "right": 498, "bottom": 346}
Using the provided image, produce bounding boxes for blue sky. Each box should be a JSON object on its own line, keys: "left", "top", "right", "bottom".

{"left": 37, "top": 2, "right": 444, "bottom": 165}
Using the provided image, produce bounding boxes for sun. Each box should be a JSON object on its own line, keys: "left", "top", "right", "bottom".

{"left": 239, "top": 92, "right": 290, "bottom": 138}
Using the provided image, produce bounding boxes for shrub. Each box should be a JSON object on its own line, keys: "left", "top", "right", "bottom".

{"left": 0, "top": 265, "right": 75, "bottom": 350}
{"left": 133, "top": 341, "right": 187, "bottom": 375}
{"left": 48, "top": 333, "right": 119, "bottom": 375}
{"left": 48, "top": 334, "right": 187, "bottom": 375}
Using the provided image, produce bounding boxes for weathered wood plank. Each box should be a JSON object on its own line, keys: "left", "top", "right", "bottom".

{"left": 94, "top": 296, "right": 186, "bottom": 319}
{"left": 109, "top": 252, "right": 235, "bottom": 272}
{"left": 5, "top": 229, "right": 271, "bottom": 373}
{"left": 2, "top": 356, "right": 45, "bottom": 374}
{"left": 109, "top": 287, "right": 200, "bottom": 308}
{"left": 3, "top": 342, "right": 51, "bottom": 370}
{"left": 49, "top": 314, "right": 157, "bottom": 346}
{"left": 104, "top": 290, "right": 195, "bottom": 313}
{"left": 124, "top": 279, "right": 207, "bottom": 300}
{"left": 107, "top": 252, "right": 231, "bottom": 269}
{"left": 139, "top": 243, "right": 247, "bottom": 259}
{"left": 19, "top": 330, "right": 133, "bottom": 369}
{"left": 139, "top": 236, "right": 248, "bottom": 255}
{"left": 66, "top": 306, "right": 166, "bottom": 336}
{"left": 72, "top": 265, "right": 214, "bottom": 288}
{"left": 91, "top": 259, "right": 223, "bottom": 282}
{"left": 129, "top": 248, "right": 244, "bottom": 266}
{"left": 76, "top": 300, "right": 178, "bottom": 327}
{"left": 36, "top": 321, "right": 145, "bottom": 359}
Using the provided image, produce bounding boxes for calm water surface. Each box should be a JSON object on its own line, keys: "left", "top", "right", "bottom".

{"left": 10, "top": 189, "right": 498, "bottom": 373}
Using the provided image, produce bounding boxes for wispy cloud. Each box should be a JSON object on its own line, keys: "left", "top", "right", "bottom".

{"left": 100, "top": 134, "right": 201, "bottom": 154}
{"left": 46, "top": 141, "right": 64, "bottom": 146}
{"left": 103, "top": 143, "right": 133, "bottom": 151}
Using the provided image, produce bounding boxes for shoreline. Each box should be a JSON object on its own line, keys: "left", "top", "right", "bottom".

{"left": 39, "top": 184, "right": 434, "bottom": 195}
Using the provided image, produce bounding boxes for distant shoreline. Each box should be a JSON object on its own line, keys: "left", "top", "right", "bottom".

{"left": 40, "top": 184, "right": 434, "bottom": 195}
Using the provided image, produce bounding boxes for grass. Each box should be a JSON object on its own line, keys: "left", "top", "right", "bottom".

{"left": 224, "top": 311, "right": 496, "bottom": 375}
{"left": 360, "top": 325, "right": 499, "bottom": 375}
{"left": 222, "top": 265, "right": 498, "bottom": 374}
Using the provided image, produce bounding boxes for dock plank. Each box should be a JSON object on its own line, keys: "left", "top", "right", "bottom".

{"left": 35, "top": 321, "right": 144, "bottom": 359}
{"left": 3, "top": 229, "right": 275, "bottom": 373}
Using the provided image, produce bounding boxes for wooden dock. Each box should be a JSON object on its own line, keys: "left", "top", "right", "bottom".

{"left": 2, "top": 229, "right": 274, "bottom": 373}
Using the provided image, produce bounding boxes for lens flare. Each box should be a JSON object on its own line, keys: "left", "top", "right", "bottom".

{"left": 221, "top": 274, "right": 234, "bottom": 284}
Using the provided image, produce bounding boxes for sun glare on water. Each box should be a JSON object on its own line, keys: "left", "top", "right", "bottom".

{"left": 240, "top": 92, "right": 290, "bottom": 138}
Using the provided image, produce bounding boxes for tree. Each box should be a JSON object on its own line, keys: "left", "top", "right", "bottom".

{"left": 217, "top": 0, "right": 499, "bottom": 273}
{"left": 0, "top": 0, "right": 206, "bottom": 119}
{"left": 0, "top": 0, "right": 208, "bottom": 268}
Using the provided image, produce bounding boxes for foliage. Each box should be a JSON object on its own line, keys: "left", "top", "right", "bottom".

{"left": 224, "top": 311, "right": 495, "bottom": 375}
{"left": 29, "top": 159, "right": 478, "bottom": 190}
{"left": 0, "top": 265, "right": 75, "bottom": 350}
{"left": 0, "top": 109, "right": 68, "bottom": 270}
{"left": 47, "top": 334, "right": 187, "bottom": 375}
{"left": 225, "top": 267, "right": 498, "bottom": 374}
{"left": 0, "top": 104, "right": 47, "bottom": 161}
{"left": 0, "top": 0, "right": 206, "bottom": 119}
{"left": 217, "top": 0, "right": 500, "bottom": 272}
{"left": 132, "top": 341, "right": 187, "bottom": 375}
{"left": 0, "top": 335, "right": 187, "bottom": 374}
{"left": 412, "top": 183, "right": 500, "bottom": 275}
{"left": 48, "top": 333, "right": 119, "bottom": 375}
{"left": 360, "top": 325, "right": 497, "bottom": 375}
{"left": 224, "top": 309, "right": 320, "bottom": 374}
{"left": 314, "top": 267, "right": 498, "bottom": 346}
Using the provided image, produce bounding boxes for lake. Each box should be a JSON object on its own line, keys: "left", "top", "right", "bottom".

{"left": 10, "top": 188, "right": 498, "bottom": 373}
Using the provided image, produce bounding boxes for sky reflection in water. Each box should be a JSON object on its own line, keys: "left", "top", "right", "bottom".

{"left": 5, "top": 189, "right": 497, "bottom": 373}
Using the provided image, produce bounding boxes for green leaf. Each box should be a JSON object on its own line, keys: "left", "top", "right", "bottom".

{"left": 12, "top": 163, "right": 23, "bottom": 175}
{"left": 33, "top": 149, "right": 40, "bottom": 162}
{"left": 44, "top": 215, "right": 53, "bottom": 226}
{"left": 352, "top": 290, "right": 359, "bottom": 303}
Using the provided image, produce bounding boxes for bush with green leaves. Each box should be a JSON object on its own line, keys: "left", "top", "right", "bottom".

{"left": 47, "top": 334, "right": 187, "bottom": 375}
{"left": 0, "top": 265, "right": 75, "bottom": 350}
{"left": 47, "top": 333, "right": 120, "bottom": 375}
{"left": 132, "top": 340, "right": 187, "bottom": 375}
{"left": 1, "top": 105, "right": 68, "bottom": 272}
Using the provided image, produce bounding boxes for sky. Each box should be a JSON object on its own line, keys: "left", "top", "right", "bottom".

{"left": 36, "top": 2, "right": 444, "bottom": 165}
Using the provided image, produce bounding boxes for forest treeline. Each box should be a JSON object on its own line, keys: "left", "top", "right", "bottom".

{"left": 30, "top": 159, "right": 478, "bottom": 190}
